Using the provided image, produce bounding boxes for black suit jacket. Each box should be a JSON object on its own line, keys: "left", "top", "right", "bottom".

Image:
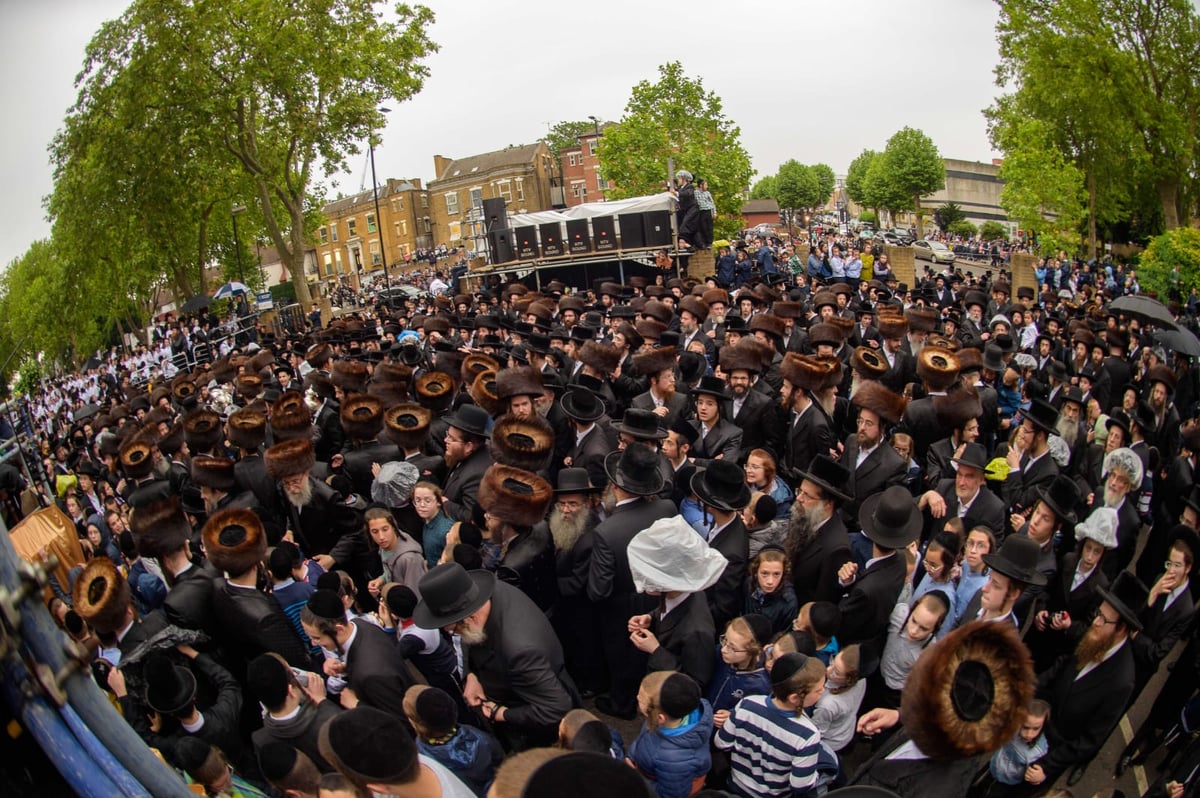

{"left": 928, "top": 480, "right": 1006, "bottom": 541}
{"left": 785, "top": 404, "right": 836, "bottom": 483}
{"left": 1133, "top": 587, "right": 1195, "bottom": 683}
{"left": 234, "top": 455, "right": 281, "bottom": 517}
{"left": 791, "top": 514, "right": 851, "bottom": 606}
{"left": 838, "top": 550, "right": 906, "bottom": 648}
{"left": 630, "top": 391, "right": 690, "bottom": 431}
{"left": 844, "top": 435, "right": 906, "bottom": 523}
{"left": 705, "top": 517, "right": 749, "bottom": 630}
{"left": 689, "top": 417, "right": 743, "bottom": 465}
{"left": 344, "top": 618, "right": 415, "bottom": 718}
{"left": 498, "top": 526, "right": 559, "bottom": 613}
{"left": 313, "top": 401, "right": 344, "bottom": 464}
{"left": 587, "top": 498, "right": 677, "bottom": 618}
{"left": 725, "top": 389, "right": 780, "bottom": 463}
{"left": 565, "top": 426, "right": 612, "bottom": 491}
{"left": 898, "top": 395, "right": 942, "bottom": 464}
{"left": 1002, "top": 452, "right": 1060, "bottom": 515}
{"left": 211, "top": 580, "right": 313, "bottom": 676}
{"left": 442, "top": 446, "right": 492, "bottom": 522}
{"left": 647, "top": 592, "right": 716, "bottom": 689}
{"left": 341, "top": 440, "right": 402, "bottom": 498}
{"left": 880, "top": 349, "right": 915, "bottom": 395}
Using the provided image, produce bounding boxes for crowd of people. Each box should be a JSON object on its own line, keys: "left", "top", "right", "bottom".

{"left": 10, "top": 250, "right": 1200, "bottom": 798}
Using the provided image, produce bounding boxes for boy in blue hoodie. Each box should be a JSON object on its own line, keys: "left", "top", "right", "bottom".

{"left": 402, "top": 685, "right": 502, "bottom": 798}
{"left": 628, "top": 671, "right": 714, "bottom": 798}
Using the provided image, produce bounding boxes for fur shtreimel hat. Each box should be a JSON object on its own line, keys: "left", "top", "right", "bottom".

{"left": 901, "top": 620, "right": 1034, "bottom": 760}
{"left": 373, "top": 362, "right": 413, "bottom": 386}
{"left": 677, "top": 295, "right": 709, "bottom": 323}
{"left": 718, "top": 341, "right": 762, "bottom": 374}
{"left": 120, "top": 438, "right": 156, "bottom": 480}
{"left": 305, "top": 342, "right": 332, "bottom": 369}
{"left": 269, "top": 391, "right": 313, "bottom": 441}
{"left": 850, "top": 347, "right": 888, "bottom": 380}
{"left": 851, "top": 381, "right": 907, "bottom": 425}
{"left": 781, "top": 353, "right": 843, "bottom": 392}
{"left": 340, "top": 394, "right": 385, "bottom": 441}
{"left": 129, "top": 495, "right": 191, "bottom": 559}
{"left": 495, "top": 366, "right": 543, "bottom": 400}
{"left": 190, "top": 455, "right": 237, "bottom": 492}
{"left": 383, "top": 403, "right": 432, "bottom": 451}
{"left": 182, "top": 408, "right": 224, "bottom": 453}
{"left": 330, "top": 360, "right": 371, "bottom": 394}
{"left": 632, "top": 346, "right": 678, "bottom": 378}
{"left": 468, "top": 369, "right": 505, "bottom": 418}
{"left": 877, "top": 313, "right": 909, "bottom": 339}
{"left": 747, "top": 313, "right": 786, "bottom": 340}
{"left": 478, "top": 464, "right": 553, "bottom": 528}
{"left": 265, "top": 438, "right": 316, "bottom": 480}
{"left": 202, "top": 507, "right": 267, "bottom": 576}
{"left": 489, "top": 413, "right": 554, "bottom": 473}
{"left": 933, "top": 386, "right": 983, "bottom": 430}
{"left": 916, "top": 347, "right": 961, "bottom": 392}
{"left": 226, "top": 408, "right": 267, "bottom": 451}
{"left": 236, "top": 373, "right": 264, "bottom": 399}
{"left": 413, "top": 371, "right": 454, "bottom": 413}
{"left": 578, "top": 341, "right": 621, "bottom": 374}
{"left": 808, "top": 322, "right": 846, "bottom": 348}
{"left": 72, "top": 558, "right": 130, "bottom": 634}
{"left": 905, "top": 307, "right": 939, "bottom": 333}
{"left": 460, "top": 354, "right": 500, "bottom": 387}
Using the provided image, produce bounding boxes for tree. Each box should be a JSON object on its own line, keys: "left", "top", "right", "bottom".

{"left": 949, "top": 220, "right": 978, "bottom": 238}
{"left": 598, "top": 62, "right": 753, "bottom": 239}
{"left": 863, "top": 154, "right": 910, "bottom": 222}
{"left": 543, "top": 120, "right": 599, "bottom": 175}
{"left": 933, "top": 202, "right": 966, "bottom": 232}
{"left": 1138, "top": 227, "right": 1200, "bottom": 298}
{"left": 858, "top": 210, "right": 877, "bottom": 226}
{"left": 810, "top": 164, "right": 836, "bottom": 208}
{"left": 882, "top": 127, "right": 945, "bottom": 237}
{"left": 749, "top": 176, "right": 778, "bottom": 200}
{"left": 996, "top": 117, "right": 1087, "bottom": 255}
{"left": 980, "top": 221, "right": 1009, "bottom": 241}
{"left": 845, "top": 149, "right": 878, "bottom": 209}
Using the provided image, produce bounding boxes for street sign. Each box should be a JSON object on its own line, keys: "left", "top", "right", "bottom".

{"left": 255, "top": 291, "right": 273, "bottom": 309}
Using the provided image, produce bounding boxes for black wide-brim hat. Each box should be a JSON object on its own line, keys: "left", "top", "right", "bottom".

{"left": 794, "top": 454, "right": 852, "bottom": 503}
{"left": 858, "top": 485, "right": 922, "bottom": 549}
{"left": 413, "top": 564, "right": 496, "bottom": 629}
{"left": 1096, "top": 571, "right": 1148, "bottom": 632}
{"left": 560, "top": 387, "right": 605, "bottom": 422}
{"left": 446, "top": 404, "right": 491, "bottom": 438}
{"left": 1023, "top": 397, "right": 1060, "bottom": 434}
{"left": 1033, "top": 474, "right": 1080, "bottom": 525}
{"left": 1105, "top": 409, "right": 1132, "bottom": 439}
{"left": 612, "top": 409, "right": 668, "bottom": 440}
{"left": 690, "top": 460, "right": 751, "bottom": 512}
{"left": 553, "top": 467, "right": 600, "bottom": 495}
{"left": 690, "top": 374, "right": 731, "bottom": 400}
{"left": 983, "top": 534, "right": 1048, "bottom": 586}
{"left": 144, "top": 654, "right": 198, "bottom": 716}
{"left": 950, "top": 442, "right": 989, "bottom": 473}
{"left": 603, "top": 448, "right": 665, "bottom": 497}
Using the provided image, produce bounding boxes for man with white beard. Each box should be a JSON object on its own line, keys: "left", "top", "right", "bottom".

{"left": 1099, "top": 447, "right": 1144, "bottom": 581}
{"left": 786, "top": 454, "right": 852, "bottom": 605}
{"left": 1056, "top": 386, "right": 1089, "bottom": 471}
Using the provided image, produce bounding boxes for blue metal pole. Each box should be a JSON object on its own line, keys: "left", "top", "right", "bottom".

{"left": 59, "top": 701, "right": 150, "bottom": 795}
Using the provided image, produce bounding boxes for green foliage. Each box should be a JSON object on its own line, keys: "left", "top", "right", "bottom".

{"left": 980, "top": 221, "right": 1009, "bottom": 241}
{"left": 599, "top": 62, "right": 753, "bottom": 241}
{"left": 270, "top": 281, "right": 298, "bottom": 305}
{"left": 1138, "top": 227, "right": 1200, "bottom": 298}
{"left": 775, "top": 161, "right": 821, "bottom": 213}
{"left": 845, "top": 149, "right": 878, "bottom": 208}
{"left": 934, "top": 202, "right": 966, "bottom": 232}
{"left": 749, "top": 176, "right": 778, "bottom": 200}
{"left": 14, "top": 359, "right": 42, "bottom": 397}
{"left": 863, "top": 154, "right": 910, "bottom": 216}
{"left": 859, "top": 210, "right": 877, "bottom": 225}
{"left": 543, "top": 120, "right": 598, "bottom": 174}
{"left": 949, "top": 220, "right": 978, "bottom": 237}
{"left": 996, "top": 117, "right": 1087, "bottom": 255}
{"left": 883, "top": 127, "right": 945, "bottom": 236}
{"left": 810, "top": 164, "right": 836, "bottom": 207}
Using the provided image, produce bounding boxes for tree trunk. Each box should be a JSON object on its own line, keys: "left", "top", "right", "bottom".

{"left": 1087, "top": 171, "right": 1098, "bottom": 261}
{"left": 289, "top": 201, "right": 313, "bottom": 306}
{"left": 912, "top": 195, "right": 924, "bottom": 238}
{"left": 1159, "top": 177, "right": 1181, "bottom": 230}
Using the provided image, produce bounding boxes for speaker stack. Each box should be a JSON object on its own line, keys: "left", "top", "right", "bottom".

{"left": 618, "top": 213, "right": 645, "bottom": 248}
{"left": 566, "top": 219, "right": 592, "bottom": 254}
{"left": 643, "top": 210, "right": 673, "bottom": 247}
{"left": 514, "top": 226, "right": 539, "bottom": 260}
{"left": 592, "top": 216, "right": 616, "bottom": 251}
{"left": 539, "top": 222, "right": 564, "bottom": 257}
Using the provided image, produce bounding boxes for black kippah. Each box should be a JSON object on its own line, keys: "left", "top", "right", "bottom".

{"left": 323, "top": 706, "right": 416, "bottom": 782}
{"left": 658, "top": 673, "right": 701, "bottom": 719}
{"left": 257, "top": 741, "right": 298, "bottom": 782}
{"left": 174, "top": 736, "right": 212, "bottom": 775}
{"left": 307, "top": 589, "right": 344, "bottom": 621}
{"left": 770, "top": 652, "right": 809, "bottom": 685}
{"left": 246, "top": 654, "right": 290, "bottom": 708}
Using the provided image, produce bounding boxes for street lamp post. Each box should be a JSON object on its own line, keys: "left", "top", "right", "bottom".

{"left": 587, "top": 115, "right": 604, "bottom": 200}
{"left": 369, "top": 107, "right": 392, "bottom": 297}
{"left": 231, "top": 205, "right": 247, "bottom": 285}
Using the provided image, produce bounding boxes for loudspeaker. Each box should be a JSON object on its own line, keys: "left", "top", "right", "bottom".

{"left": 592, "top": 216, "right": 616, "bottom": 251}
{"left": 643, "top": 210, "right": 673, "bottom": 247}
{"left": 514, "top": 226, "right": 539, "bottom": 260}
{"left": 539, "top": 222, "right": 564, "bottom": 257}
{"left": 488, "top": 228, "right": 515, "bottom": 264}
{"left": 482, "top": 197, "right": 508, "bottom": 231}
{"left": 566, "top": 218, "right": 592, "bottom": 254}
{"left": 618, "top": 213, "right": 645, "bottom": 249}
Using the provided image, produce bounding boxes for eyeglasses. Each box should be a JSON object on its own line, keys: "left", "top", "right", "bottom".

{"left": 1092, "top": 609, "right": 1120, "bottom": 626}
{"left": 1164, "top": 560, "right": 1187, "bottom": 571}
{"left": 797, "top": 488, "right": 823, "bottom": 504}
{"left": 556, "top": 501, "right": 584, "bottom": 510}
{"left": 719, "top": 635, "right": 747, "bottom": 654}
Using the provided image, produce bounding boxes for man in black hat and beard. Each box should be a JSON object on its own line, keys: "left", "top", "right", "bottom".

{"left": 787, "top": 455, "right": 853, "bottom": 606}
{"left": 690, "top": 459, "right": 751, "bottom": 629}
{"left": 440, "top": 404, "right": 493, "bottom": 523}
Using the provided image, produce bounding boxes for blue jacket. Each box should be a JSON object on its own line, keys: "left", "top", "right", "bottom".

{"left": 705, "top": 655, "right": 771, "bottom": 715}
{"left": 717, "top": 254, "right": 737, "bottom": 287}
{"left": 417, "top": 724, "right": 503, "bottom": 797}
{"left": 628, "top": 700, "right": 714, "bottom": 798}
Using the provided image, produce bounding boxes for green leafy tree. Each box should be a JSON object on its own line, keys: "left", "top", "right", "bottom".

{"left": 13, "top": 360, "right": 42, "bottom": 397}
{"left": 1138, "top": 227, "right": 1200, "bottom": 298}
{"left": 996, "top": 117, "right": 1087, "bottom": 255}
{"left": 543, "top": 120, "right": 599, "bottom": 175}
{"left": 934, "top": 202, "right": 967, "bottom": 232}
{"left": 858, "top": 210, "right": 877, "bottom": 226}
{"left": 949, "top": 220, "right": 978, "bottom": 237}
{"left": 598, "top": 62, "right": 753, "bottom": 239}
{"left": 980, "top": 221, "right": 1009, "bottom": 241}
{"left": 845, "top": 149, "right": 878, "bottom": 209}
{"left": 863, "top": 154, "right": 910, "bottom": 222}
{"left": 882, "top": 127, "right": 945, "bottom": 237}
{"left": 810, "top": 164, "right": 836, "bottom": 208}
{"left": 749, "top": 176, "right": 778, "bottom": 200}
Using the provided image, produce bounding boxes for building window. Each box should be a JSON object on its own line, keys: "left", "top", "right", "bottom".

{"left": 571, "top": 181, "right": 586, "bottom": 198}
{"left": 334, "top": 251, "right": 343, "bottom": 270}
{"left": 445, "top": 192, "right": 459, "bottom": 215}
{"left": 391, "top": 197, "right": 402, "bottom": 213}
{"left": 323, "top": 253, "right": 332, "bottom": 275}
{"left": 369, "top": 241, "right": 381, "bottom": 265}
{"left": 319, "top": 226, "right": 328, "bottom": 244}
{"left": 568, "top": 153, "right": 579, "bottom": 167}
{"left": 596, "top": 170, "right": 605, "bottom": 191}
{"left": 423, "top": 216, "right": 431, "bottom": 233}
{"left": 347, "top": 217, "right": 357, "bottom": 238}
{"left": 516, "top": 179, "right": 525, "bottom": 201}
{"left": 421, "top": 194, "right": 428, "bottom": 208}
{"left": 366, "top": 213, "right": 377, "bottom": 233}
{"left": 400, "top": 219, "right": 408, "bottom": 236}
{"left": 497, "top": 180, "right": 512, "bottom": 202}
{"left": 590, "top": 139, "right": 599, "bottom": 155}
{"left": 448, "top": 221, "right": 461, "bottom": 241}
{"left": 469, "top": 187, "right": 483, "bottom": 208}
{"left": 331, "top": 224, "right": 339, "bottom": 242}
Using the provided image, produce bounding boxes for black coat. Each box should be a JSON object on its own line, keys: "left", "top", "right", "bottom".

{"left": 313, "top": 401, "right": 345, "bottom": 464}
{"left": 442, "top": 447, "right": 492, "bottom": 523}
{"left": 1024, "top": 552, "right": 1108, "bottom": 669}
{"left": 341, "top": 440, "right": 402, "bottom": 498}
{"left": 724, "top": 388, "right": 782, "bottom": 463}
{"left": 498, "top": 525, "right": 559, "bottom": 613}
{"left": 234, "top": 455, "right": 281, "bottom": 517}
{"left": 251, "top": 699, "right": 343, "bottom": 774}
{"left": 1002, "top": 451, "right": 1060, "bottom": 515}
{"left": 630, "top": 390, "right": 691, "bottom": 431}
{"left": 284, "top": 478, "right": 374, "bottom": 580}
{"left": 851, "top": 728, "right": 981, "bottom": 797}
{"left": 926, "top": 480, "right": 1006, "bottom": 541}
{"left": 344, "top": 618, "right": 416, "bottom": 719}
{"left": 705, "top": 517, "right": 749, "bottom": 631}
{"left": 588, "top": 499, "right": 679, "bottom": 607}
{"left": 784, "top": 404, "right": 836, "bottom": 483}
{"left": 210, "top": 579, "right": 314, "bottom": 676}
{"left": 163, "top": 561, "right": 219, "bottom": 632}
{"left": 791, "top": 513, "right": 851, "bottom": 606}
{"left": 564, "top": 426, "right": 612, "bottom": 492}
{"left": 1133, "top": 587, "right": 1195, "bottom": 686}
{"left": 647, "top": 592, "right": 716, "bottom": 689}
{"left": 898, "top": 396, "right": 941, "bottom": 464}
{"left": 880, "top": 349, "right": 916, "bottom": 395}
{"left": 838, "top": 551, "right": 906, "bottom": 649}
{"left": 689, "top": 418, "right": 743, "bottom": 466}
{"left": 844, "top": 435, "right": 907, "bottom": 524}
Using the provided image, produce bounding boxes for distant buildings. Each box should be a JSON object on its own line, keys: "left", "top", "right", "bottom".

{"left": 917, "top": 158, "right": 1010, "bottom": 227}
{"left": 560, "top": 125, "right": 615, "bottom": 207}
{"left": 313, "top": 178, "right": 431, "bottom": 285}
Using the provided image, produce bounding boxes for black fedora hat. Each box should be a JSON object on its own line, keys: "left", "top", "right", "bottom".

{"left": 983, "top": 535, "right": 1048, "bottom": 586}
{"left": 1128, "top": 400, "right": 1155, "bottom": 433}
{"left": 690, "top": 460, "right": 751, "bottom": 512}
{"left": 553, "top": 467, "right": 599, "bottom": 495}
{"left": 144, "top": 653, "right": 198, "bottom": 716}
{"left": 1022, "top": 398, "right": 1059, "bottom": 434}
{"left": 1034, "top": 474, "right": 1080, "bottom": 525}
{"left": 413, "top": 564, "right": 496, "bottom": 629}
{"left": 1060, "top": 384, "right": 1084, "bottom": 407}
{"left": 560, "top": 387, "right": 605, "bottom": 423}
{"left": 1096, "top": 571, "right": 1148, "bottom": 632}
{"left": 981, "top": 344, "right": 1006, "bottom": 372}
{"left": 446, "top": 404, "right": 491, "bottom": 438}
{"left": 603, "top": 446, "right": 665, "bottom": 497}
{"left": 612, "top": 408, "right": 668, "bottom": 441}
{"left": 690, "top": 374, "right": 730, "bottom": 400}
{"left": 858, "top": 485, "right": 922, "bottom": 549}
{"left": 794, "top": 454, "right": 852, "bottom": 503}
{"left": 950, "top": 442, "right": 989, "bottom": 473}
{"left": 1105, "top": 409, "right": 1132, "bottom": 439}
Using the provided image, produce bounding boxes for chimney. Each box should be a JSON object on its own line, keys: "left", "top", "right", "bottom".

{"left": 433, "top": 155, "right": 451, "bottom": 180}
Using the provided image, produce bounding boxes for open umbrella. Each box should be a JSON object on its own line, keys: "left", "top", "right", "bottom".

{"left": 180, "top": 294, "right": 212, "bottom": 313}
{"left": 212, "top": 281, "right": 250, "bottom": 300}
{"left": 1153, "top": 327, "right": 1200, "bottom": 358}
{"left": 73, "top": 403, "right": 100, "bottom": 422}
{"left": 83, "top": 356, "right": 102, "bottom": 370}
{"left": 1109, "top": 295, "right": 1178, "bottom": 330}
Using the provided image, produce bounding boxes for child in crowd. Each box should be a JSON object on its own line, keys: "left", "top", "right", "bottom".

{"left": 811, "top": 645, "right": 866, "bottom": 753}
{"left": 706, "top": 615, "right": 772, "bottom": 730}
{"left": 714, "top": 652, "right": 827, "bottom": 798}
{"left": 557, "top": 708, "right": 625, "bottom": 760}
{"left": 954, "top": 526, "right": 995, "bottom": 626}
{"left": 792, "top": 602, "right": 841, "bottom": 665}
{"left": 402, "top": 685, "right": 502, "bottom": 798}
{"left": 744, "top": 547, "right": 798, "bottom": 635}
{"left": 364, "top": 506, "right": 427, "bottom": 600}
{"left": 743, "top": 492, "right": 787, "bottom": 559}
{"left": 379, "top": 583, "right": 462, "bottom": 701}
{"left": 988, "top": 699, "right": 1050, "bottom": 791}
{"left": 268, "top": 542, "right": 317, "bottom": 649}
{"left": 628, "top": 671, "right": 714, "bottom": 798}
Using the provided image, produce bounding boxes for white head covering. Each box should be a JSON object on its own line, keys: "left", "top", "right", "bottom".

{"left": 627, "top": 515, "right": 728, "bottom": 594}
{"left": 1075, "top": 507, "right": 1119, "bottom": 549}
{"left": 371, "top": 461, "right": 421, "bottom": 507}
{"left": 1047, "top": 435, "right": 1071, "bottom": 469}
{"left": 1102, "top": 446, "right": 1144, "bottom": 490}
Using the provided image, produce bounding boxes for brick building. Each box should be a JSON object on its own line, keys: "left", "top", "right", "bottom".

{"left": 560, "top": 127, "right": 615, "bottom": 207}
{"left": 314, "top": 178, "right": 431, "bottom": 286}
{"left": 428, "top": 143, "right": 557, "bottom": 250}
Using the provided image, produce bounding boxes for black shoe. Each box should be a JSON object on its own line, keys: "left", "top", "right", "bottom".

{"left": 594, "top": 695, "right": 636, "bottom": 720}
{"left": 1067, "top": 765, "right": 1086, "bottom": 786}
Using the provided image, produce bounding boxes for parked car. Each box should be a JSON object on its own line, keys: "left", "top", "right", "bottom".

{"left": 875, "top": 231, "right": 912, "bottom": 247}
{"left": 374, "top": 284, "right": 423, "bottom": 309}
{"left": 912, "top": 239, "right": 956, "bottom": 264}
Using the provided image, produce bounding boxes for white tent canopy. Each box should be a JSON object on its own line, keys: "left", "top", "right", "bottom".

{"left": 508, "top": 192, "right": 676, "bottom": 227}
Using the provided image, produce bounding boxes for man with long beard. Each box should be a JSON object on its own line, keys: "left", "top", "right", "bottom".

{"left": 1034, "top": 572, "right": 1145, "bottom": 787}
{"left": 546, "top": 468, "right": 604, "bottom": 696}
{"left": 778, "top": 353, "right": 839, "bottom": 485}
{"left": 1055, "top": 386, "right": 1088, "bottom": 472}
{"left": 786, "top": 454, "right": 852, "bottom": 606}
{"left": 1099, "top": 446, "right": 1144, "bottom": 580}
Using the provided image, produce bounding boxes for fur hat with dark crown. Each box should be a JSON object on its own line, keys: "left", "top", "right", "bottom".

{"left": 633, "top": 346, "right": 678, "bottom": 378}
{"left": 877, "top": 313, "right": 909, "bottom": 339}
{"left": 72, "top": 558, "right": 131, "bottom": 634}
{"left": 468, "top": 369, "right": 506, "bottom": 418}
{"left": 226, "top": 408, "right": 267, "bottom": 451}
{"left": 934, "top": 386, "right": 983, "bottom": 430}
{"left": 330, "top": 360, "right": 371, "bottom": 394}
{"left": 780, "top": 353, "right": 843, "bottom": 392}
{"left": 677, "top": 295, "right": 709, "bottom": 323}
{"left": 269, "top": 391, "right": 313, "bottom": 442}
{"left": 905, "top": 307, "right": 939, "bottom": 333}
{"left": 489, "top": 413, "right": 555, "bottom": 472}
{"left": 128, "top": 495, "right": 192, "bottom": 559}
{"left": 851, "top": 381, "right": 908, "bottom": 425}
{"left": 384, "top": 403, "right": 432, "bottom": 450}
{"left": 917, "top": 347, "right": 962, "bottom": 392}
{"left": 747, "top": 313, "right": 787, "bottom": 340}
{"left": 461, "top": 354, "right": 500, "bottom": 388}
{"left": 190, "top": 456, "right": 237, "bottom": 491}
{"left": 183, "top": 408, "right": 224, "bottom": 453}
{"left": 265, "top": 438, "right": 316, "bottom": 480}
{"left": 478, "top": 464, "right": 554, "bottom": 528}
{"left": 120, "top": 438, "right": 156, "bottom": 480}
{"left": 719, "top": 341, "right": 764, "bottom": 374}
{"left": 340, "top": 394, "right": 385, "bottom": 441}
{"left": 578, "top": 341, "right": 621, "bottom": 374}
{"left": 495, "top": 366, "right": 543, "bottom": 401}
{"left": 202, "top": 508, "right": 268, "bottom": 576}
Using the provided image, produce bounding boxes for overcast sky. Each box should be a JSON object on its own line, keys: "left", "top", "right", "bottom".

{"left": 0, "top": 0, "right": 1004, "bottom": 268}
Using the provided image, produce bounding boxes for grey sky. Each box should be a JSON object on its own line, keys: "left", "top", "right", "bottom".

{"left": 0, "top": 0, "right": 1003, "bottom": 268}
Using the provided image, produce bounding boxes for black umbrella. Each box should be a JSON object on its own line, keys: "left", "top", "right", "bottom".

{"left": 180, "top": 294, "right": 212, "bottom": 313}
{"left": 1109, "top": 295, "right": 1178, "bottom": 330}
{"left": 73, "top": 404, "right": 100, "bottom": 422}
{"left": 1153, "top": 328, "right": 1200, "bottom": 358}
{"left": 84, "top": 356, "right": 102, "bottom": 370}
